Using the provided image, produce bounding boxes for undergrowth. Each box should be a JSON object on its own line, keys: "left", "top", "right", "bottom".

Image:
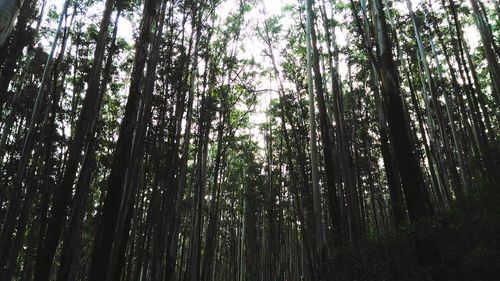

{"left": 327, "top": 182, "right": 500, "bottom": 281}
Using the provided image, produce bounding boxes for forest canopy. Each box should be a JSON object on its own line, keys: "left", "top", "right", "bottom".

{"left": 0, "top": 0, "right": 499, "bottom": 280}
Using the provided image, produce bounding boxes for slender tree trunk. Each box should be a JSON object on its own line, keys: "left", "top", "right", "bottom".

{"left": 55, "top": 11, "right": 121, "bottom": 281}
{"left": 0, "top": 0, "right": 36, "bottom": 119}
{"left": 304, "top": 1, "right": 327, "bottom": 275}
{"left": 470, "top": 0, "right": 500, "bottom": 104}
{"left": 370, "top": 0, "right": 442, "bottom": 271}
{"left": 354, "top": 0, "right": 407, "bottom": 226}
{"left": 0, "top": 0, "right": 69, "bottom": 271}
{"left": 201, "top": 70, "right": 227, "bottom": 281}
{"left": 87, "top": 0, "right": 157, "bottom": 279}
{"left": 165, "top": 14, "right": 202, "bottom": 281}
{"left": 406, "top": 0, "right": 465, "bottom": 196}
{"left": 0, "top": 0, "right": 26, "bottom": 47}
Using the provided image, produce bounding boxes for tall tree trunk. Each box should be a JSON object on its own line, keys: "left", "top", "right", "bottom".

{"left": 354, "top": 0, "right": 406, "bottom": 226}
{"left": 31, "top": 0, "right": 117, "bottom": 279}
{"left": 86, "top": 0, "right": 157, "bottom": 279}
{"left": 201, "top": 64, "right": 226, "bottom": 281}
{"left": 370, "top": 0, "right": 442, "bottom": 271}
{"left": 55, "top": 11, "right": 121, "bottom": 281}
{"left": 406, "top": 0, "right": 465, "bottom": 196}
{"left": 304, "top": 1, "right": 327, "bottom": 274}
{"left": 470, "top": 0, "right": 500, "bottom": 104}
{"left": 0, "top": 0, "right": 69, "bottom": 272}
{"left": 0, "top": 0, "right": 26, "bottom": 47}
{"left": 165, "top": 14, "right": 202, "bottom": 281}
{"left": 0, "top": 0, "right": 36, "bottom": 119}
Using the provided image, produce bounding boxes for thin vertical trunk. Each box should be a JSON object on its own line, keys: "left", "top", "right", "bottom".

{"left": 0, "top": 0, "right": 37, "bottom": 126}
{"left": 470, "top": 0, "right": 500, "bottom": 104}
{"left": 370, "top": 0, "right": 442, "bottom": 271}
{"left": 406, "top": 0, "right": 464, "bottom": 196}
{"left": 428, "top": 30, "right": 470, "bottom": 193}
{"left": 186, "top": 92, "right": 211, "bottom": 281}
{"left": 201, "top": 74, "right": 226, "bottom": 281}
{"left": 0, "top": 0, "right": 69, "bottom": 272}
{"left": 31, "top": 0, "right": 116, "bottom": 278}
{"left": 165, "top": 14, "right": 202, "bottom": 281}
{"left": 87, "top": 0, "right": 157, "bottom": 279}
{"left": 0, "top": 0, "right": 26, "bottom": 47}
{"left": 355, "top": 0, "right": 408, "bottom": 226}
{"left": 304, "top": 0, "right": 327, "bottom": 270}
{"left": 266, "top": 42, "right": 315, "bottom": 281}
{"left": 107, "top": 1, "right": 167, "bottom": 279}
{"left": 55, "top": 11, "right": 120, "bottom": 281}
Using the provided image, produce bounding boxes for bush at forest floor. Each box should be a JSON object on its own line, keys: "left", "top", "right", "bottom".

{"left": 328, "top": 183, "right": 500, "bottom": 281}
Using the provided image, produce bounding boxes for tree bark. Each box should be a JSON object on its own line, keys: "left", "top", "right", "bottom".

{"left": 304, "top": 0, "right": 327, "bottom": 273}
{"left": 86, "top": 0, "right": 157, "bottom": 279}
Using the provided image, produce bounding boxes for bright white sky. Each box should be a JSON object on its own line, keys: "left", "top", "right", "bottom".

{"left": 44, "top": 0, "right": 482, "bottom": 149}
{"left": 45, "top": 0, "right": 482, "bottom": 85}
{"left": 45, "top": 0, "right": 482, "bottom": 67}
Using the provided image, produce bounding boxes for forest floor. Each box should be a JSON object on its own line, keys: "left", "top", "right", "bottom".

{"left": 328, "top": 182, "right": 500, "bottom": 281}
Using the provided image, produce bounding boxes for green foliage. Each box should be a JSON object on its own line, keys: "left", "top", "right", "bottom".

{"left": 327, "top": 183, "right": 500, "bottom": 281}
{"left": 47, "top": 5, "right": 60, "bottom": 21}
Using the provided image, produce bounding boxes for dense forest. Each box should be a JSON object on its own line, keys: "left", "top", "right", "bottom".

{"left": 0, "top": 0, "right": 499, "bottom": 280}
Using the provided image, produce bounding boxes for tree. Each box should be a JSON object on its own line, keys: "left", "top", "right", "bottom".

{"left": 1, "top": 0, "right": 499, "bottom": 280}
